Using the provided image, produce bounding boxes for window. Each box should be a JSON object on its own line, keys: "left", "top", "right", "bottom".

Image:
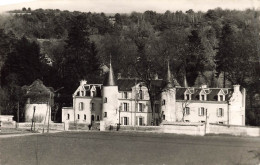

{"left": 138, "top": 117, "right": 144, "bottom": 126}
{"left": 185, "top": 107, "right": 190, "bottom": 115}
{"left": 84, "top": 114, "right": 86, "bottom": 120}
{"left": 123, "top": 92, "right": 128, "bottom": 99}
{"left": 138, "top": 103, "right": 143, "bottom": 112}
{"left": 219, "top": 95, "right": 224, "bottom": 101}
{"left": 67, "top": 114, "right": 70, "bottom": 120}
{"left": 185, "top": 120, "right": 190, "bottom": 122}
{"left": 91, "top": 103, "right": 95, "bottom": 111}
{"left": 104, "top": 112, "right": 107, "bottom": 118}
{"left": 139, "top": 90, "right": 143, "bottom": 99}
{"left": 78, "top": 114, "right": 80, "bottom": 119}
{"left": 81, "top": 91, "right": 84, "bottom": 96}
{"left": 218, "top": 122, "right": 224, "bottom": 124}
{"left": 79, "top": 102, "right": 84, "bottom": 110}
{"left": 96, "top": 115, "right": 100, "bottom": 121}
{"left": 104, "top": 97, "right": 107, "bottom": 103}
{"left": 199, "top": 107, "right": 205, "bottom": 116}
{"left": 155, "top": 104, "right": 159, "bottom": 113}
{"left": 123, "top": 103, "right": 129, "bottom": 111}
{"left": 162, "top": 115, "right": 165, "bottom": 120}
{"left": 200, "top": 120, "right": 205, "bottom": 123}
{"left": 186, "top": 94, "right": 190, "bottom": 100}
{"left": 162, "top": 99, "right": 166, "bottom": 105}
{"left": 217, "top": 108, "right": 224, "bottom": 117}
{"left": 201, "top": 95, "right": 205, "bottom": 101}
{"left": 122, "top": 117, "right": 129, "bottom": 125}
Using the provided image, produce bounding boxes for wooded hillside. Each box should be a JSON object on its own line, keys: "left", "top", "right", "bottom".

{"left": 0, "top": 8, "right": 259, "bottom": 124}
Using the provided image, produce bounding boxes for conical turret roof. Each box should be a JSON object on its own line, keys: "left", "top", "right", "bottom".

{"left": 103, "top": 59, "right": 116, "bottom": 86}
{"left": 165, "top": 61, "right": 173, "bottom": 88}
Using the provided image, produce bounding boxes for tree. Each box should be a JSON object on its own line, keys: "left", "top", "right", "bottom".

{"left": 62, "top": 14, "right": 101, "bottom": 93}
{"left": 125, "top": 20, "right": 162, "bottom": 125}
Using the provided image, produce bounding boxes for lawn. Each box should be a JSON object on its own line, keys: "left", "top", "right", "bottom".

{"left": 0, "top": 131, "right": 260, "bottom": 165}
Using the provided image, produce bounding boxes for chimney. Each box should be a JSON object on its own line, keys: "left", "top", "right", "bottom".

{"left": 80, "top": 80, "right": 87, "bottom": 86}
{"left": 201, "top": 84, "right": 207, "bottom": 88}
{"left": 233, "top": 85, "right": 240, "bottom": 93}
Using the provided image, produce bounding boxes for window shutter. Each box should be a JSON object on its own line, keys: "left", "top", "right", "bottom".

{"left": 127, "top": 117, "right": 129, "bottom": 125}
{"left": 136, "top": 117, "right": 138, "bottom": 126}
{"left": 120, "top": 103, "right": 123, "bottom": 111}
{"left": 122, "top": 92, "right": 123, "bottom": 98}
{"left": 120, "top": 117, "right": 123, "bottom": 125}
{"left": 198, "top": 108, "right": 201, "bottom": 116}
{"left": 222, "top": 109, "right": 224, "bottom": 117}
{"left": 127, "top": 103, "right": 129, "bottom": 111}
{"left": 136, "top": 103, "right": 138, "bottom": 112}
{"left": 142, "top": 117, "right": 145, "bottom": 126}
{"left": 217, "top": 108, "right": 219, "bottom": 117}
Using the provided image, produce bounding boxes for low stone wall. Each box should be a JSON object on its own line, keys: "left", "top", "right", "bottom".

{"left": 119, "top": 125, "right": 162, "bottom": 132}
{"left": 17, "top": 122, "right": 66, "bottom": 131}
{"left": 162, "top": 123, "right": 205, "bottom": 136}
{"left": 0, "top": 121, "right": 16, "bottom": 128}
{"left": 68, "top": 122, "right": 90, "bottom": 130}
{"left": 208, "top": 124, "right": 260, "bottom": 137}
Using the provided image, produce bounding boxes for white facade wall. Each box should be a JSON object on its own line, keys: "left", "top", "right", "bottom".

{"left": 161, "top": 88, "right": 176, "bottom": 122}
{"left": 176, "top": 101, "right": 229, "bottom": 124}
{"left": 102, "top": 86, "right": 119, "bottom": 125}
{"left": 73, "top": 97, "right": 92, "bottom": 124}
{"left": 228, "top": 85, "right": 245, "bottom": 125}
{"left": 62, "top": 107, "right": 74, "bottom": 123}
{"left": 25, "top": 103, "right": 51, "bottom": 123}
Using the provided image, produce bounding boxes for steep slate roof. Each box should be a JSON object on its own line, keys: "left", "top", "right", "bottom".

{"left": 117, "top": 79, "right": 139, "bottom": 91}
{"left": 207, "top": 89, "right": 221, "bottom": 101}
{"left": 192, "top": 88, "right": 202, "bottom": 100}
{"left": 103, "top": 61, "right": 116, "bottom": 86}
{"left": 176, "top": 88, "right": 187, "bottom": 100}
{"left": 175, "top": 87, "right": 231, "bottom": 101}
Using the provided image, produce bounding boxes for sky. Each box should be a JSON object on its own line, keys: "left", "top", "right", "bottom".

{"left": 0, "top": 0, "right": 259, "bottom": 13}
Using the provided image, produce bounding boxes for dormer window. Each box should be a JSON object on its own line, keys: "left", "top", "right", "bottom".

{"left": 201, "top": 94, "right": 206, "bottom": 101}
{"left": 81, "top": 91, "right": 84, "bottom": 96}
{"left": 123, "top": 92, "right": 128, "bottom": 99}
{"left": 185, "top": 94, "right": 191, "bottom": 100}
{"left": 219, "top": 95, "right": 224, "bottom": 101}
{"left": 139, "top": 90, "right": 143, "bottom": 99}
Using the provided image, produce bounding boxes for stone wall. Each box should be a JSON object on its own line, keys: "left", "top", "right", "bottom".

{"left": 208, "top": 123, "right": 260, "bottom": 137}
{"left": 17, "top": 122, "right": 66, "bottom": 131}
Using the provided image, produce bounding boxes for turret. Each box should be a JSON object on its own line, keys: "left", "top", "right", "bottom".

{"left": 161, "top": 61, "right": 176, "bottom": 122}
{"left": 102, "top": 59, "right": 119, "bottom": 126}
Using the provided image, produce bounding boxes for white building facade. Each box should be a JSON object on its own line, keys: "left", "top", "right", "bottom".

{"left": 62, "top": 62, "right": 246, "bottom": 127}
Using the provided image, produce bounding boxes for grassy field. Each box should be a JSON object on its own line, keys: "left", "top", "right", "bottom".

{"left": 0, "top": 131, "right": 260, "bottom": 165}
